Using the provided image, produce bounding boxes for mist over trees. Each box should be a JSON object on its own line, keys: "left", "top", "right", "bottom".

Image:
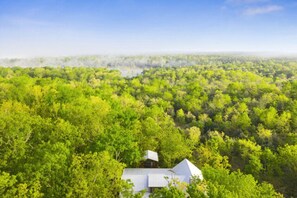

{"left": 1, "top": 54, "right": 297, "bottom": 68}
{"left": 0, "top": 55, "right": 297, "bottom": 197}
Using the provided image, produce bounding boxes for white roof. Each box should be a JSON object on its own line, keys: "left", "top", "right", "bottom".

{"left": 172, "top": 159, "right": 203, "bottom": 182}
{"left": 148, "top": 174, "right": 169, "bottom": 187}
{"left": 123, "top": 168, "right": 170, "bottom": 175}
{"left": 122, "top": 159, "right": 203, "bottom": 196}
{"left": 122, "top": 168, "right": 172, "bottom": 194}
{"left": 144, "top": 150, "right": 159, "bottom": 162}
{"left": 148, "top": 174, "right": 186, "bottom": 187}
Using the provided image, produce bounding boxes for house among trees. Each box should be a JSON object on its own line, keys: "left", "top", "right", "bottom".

{"left": 122, "top": 150, "right": 203, "bottom": 197}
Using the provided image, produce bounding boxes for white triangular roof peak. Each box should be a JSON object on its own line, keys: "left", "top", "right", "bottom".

{"left": 172, "top": 159, "right": 203, "bottom": 182}
{"left": 144, "top": 150, "right": 159, "bottom": 162}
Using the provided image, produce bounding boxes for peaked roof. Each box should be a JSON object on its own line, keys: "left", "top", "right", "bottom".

{"left": 144, "top": 150, "right": 159, "bottom": 162}
{"left": 172, "top": 159, "right": 203, "bottom": 181}
{"left": 122, "top": 158, "right": 203, "bottom": 197}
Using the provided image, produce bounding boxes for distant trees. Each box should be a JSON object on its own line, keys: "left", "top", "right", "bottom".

{"left": 1, "top": 57, "right": 297, "bottom": 197}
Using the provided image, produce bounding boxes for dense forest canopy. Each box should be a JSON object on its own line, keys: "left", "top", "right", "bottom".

{"left": 0, "top": 55, "right": 297, "bottom": 197}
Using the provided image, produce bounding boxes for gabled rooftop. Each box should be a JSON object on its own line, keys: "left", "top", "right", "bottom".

{"left": 122, "top": 158, "right": 203, "bottom": 197}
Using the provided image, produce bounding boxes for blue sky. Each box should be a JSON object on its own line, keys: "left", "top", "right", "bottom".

{"left": 0, "top": 0, "right": 296, "bottom": 58}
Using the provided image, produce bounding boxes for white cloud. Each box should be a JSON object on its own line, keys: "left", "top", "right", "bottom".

{"left": 243, "top": 5, "right": 283, "bottom": 15}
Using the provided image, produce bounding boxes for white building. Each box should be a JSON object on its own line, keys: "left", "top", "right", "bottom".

{"left": 122, "top": 151, "right": 203, "bottom": 197}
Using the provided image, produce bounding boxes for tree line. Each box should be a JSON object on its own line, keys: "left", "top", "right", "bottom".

{"left": 0, "top": 58, "right": 296, "bottom": 197}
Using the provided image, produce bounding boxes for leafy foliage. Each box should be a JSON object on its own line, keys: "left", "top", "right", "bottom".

{"left": 1, "top": 56, "right": 297, "bottom": 197}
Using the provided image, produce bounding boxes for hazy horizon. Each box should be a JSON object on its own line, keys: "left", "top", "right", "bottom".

{"left": 1, "top": 0, "right": 297, "bottom": 58}
{"left": 0, "top": 51, "right": 288, "bottom": 59}
{"left": 1, "top": 51, "right": 297, "bottom": 60}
